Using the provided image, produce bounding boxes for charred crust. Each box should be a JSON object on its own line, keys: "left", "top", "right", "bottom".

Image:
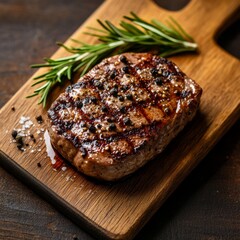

{"left": 48, "top": 53, "right": 202, "bottom": 171}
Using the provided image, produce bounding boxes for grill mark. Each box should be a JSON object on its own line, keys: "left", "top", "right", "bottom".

{"left": 138, "top": 107, "right": 151, "bottom": 123}
{"left": 104, "top": 64, "right": 136, "bottom": 156}
{"left": 49, "top": 53, "right": 192, "bottom": 160}
{"left": 130, "top": 61, "right": 163, "bottom": 123}
{"left": 112, "top": 61, "right": 153, "bottom": 152}
{"left": 134, "top": 59, "right": 178, "bottom": 121}
{"left": 77, "top": 65, "right": 132, "bottom": 157}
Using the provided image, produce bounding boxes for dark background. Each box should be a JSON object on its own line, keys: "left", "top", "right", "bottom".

{"left": 0, "top": 0, "right": 239, "bottom": 239}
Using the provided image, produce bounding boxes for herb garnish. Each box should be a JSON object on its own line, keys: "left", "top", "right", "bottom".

{"left": 28, "top": 12, "right": 198, "bottom": 107}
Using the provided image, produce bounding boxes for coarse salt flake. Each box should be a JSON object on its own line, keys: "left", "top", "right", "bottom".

{"left": 61, "top": 166, "right": 67, "bottom": 171}
{"left": 19, "top": 116, "right": 30, "bottom": 124}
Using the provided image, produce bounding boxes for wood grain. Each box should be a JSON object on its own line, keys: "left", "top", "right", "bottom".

{"left": 0, "top": 0, "right": 240, "bottom": 239}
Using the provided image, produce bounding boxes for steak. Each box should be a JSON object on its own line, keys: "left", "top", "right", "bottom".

{"left": 48, "top": 53, "right": 202, "bottom": 181}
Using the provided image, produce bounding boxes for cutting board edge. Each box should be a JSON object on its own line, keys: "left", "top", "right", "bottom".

{"left": 129, "top": 103, "right": 240, "bottom": 239}
{"left": 1, "top": 102, "right": 239, "bottom": 240}
{"left": 1, "top": 0, "right": 240, "bottom": 239}
{"left": 0, "top": 150, "right": 120, "bottom": 240}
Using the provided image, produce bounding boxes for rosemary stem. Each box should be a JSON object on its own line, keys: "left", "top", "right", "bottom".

{"left": 29, "top": 12, "right": 198, "bottom": 107}
{"left": 182, "top": 41, "right": 198, "bottom": 50}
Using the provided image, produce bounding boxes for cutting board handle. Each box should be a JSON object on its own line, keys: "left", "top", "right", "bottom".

{"left": 178, "top": 0, "right": 240, "bottom": 37}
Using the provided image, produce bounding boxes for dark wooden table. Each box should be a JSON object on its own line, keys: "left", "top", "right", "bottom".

{"left": 0, "top": 1, "right": 239, "bottom": 239}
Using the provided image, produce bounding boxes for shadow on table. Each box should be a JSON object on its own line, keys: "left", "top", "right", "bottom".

{"left": 135, "top": 121, "right": 239, "bottom": 239}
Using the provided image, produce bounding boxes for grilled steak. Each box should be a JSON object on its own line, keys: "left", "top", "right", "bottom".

{"left": 48, "top": 53, "right": 202, "bottom": 181}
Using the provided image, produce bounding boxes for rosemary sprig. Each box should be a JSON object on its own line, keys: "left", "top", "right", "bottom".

{"left": 28, "top": 12, "right": 198, "bottom": 107}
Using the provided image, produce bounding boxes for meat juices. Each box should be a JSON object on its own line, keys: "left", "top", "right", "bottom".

{"left": 48, "top": 53, "right": 202, "bottom": 181}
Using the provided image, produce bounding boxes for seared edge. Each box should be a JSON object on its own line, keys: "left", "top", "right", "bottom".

{"left": 48, "top": 53, "right": 202, "bottom": 180}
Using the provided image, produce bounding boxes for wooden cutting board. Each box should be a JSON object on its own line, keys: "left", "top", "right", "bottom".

{"left": 0, "top": 0, "right": 239, "bottom": 239}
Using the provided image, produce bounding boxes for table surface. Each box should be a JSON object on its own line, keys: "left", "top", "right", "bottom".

{"left": 0, "top": 0, "right": 239, "bottom": 239}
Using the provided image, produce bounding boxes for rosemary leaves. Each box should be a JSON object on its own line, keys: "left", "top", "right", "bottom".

{"left": 28, "top": 12, "right": 198, "bottom": 107}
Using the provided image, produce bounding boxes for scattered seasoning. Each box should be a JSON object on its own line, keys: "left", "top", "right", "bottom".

{"left": 120, "top": 106, "right": 126, "bottom": 113}
{"left": 122, "top": 85, "right": 129, "bottom": 91}
{"left": 162, "top": 70, "right": 169, "bottom": 77}
{"left": 65, "top": 102, "right": 71, "bottom": 108}
{"left": 107, "top": 136, "right": 114, "bottom": 143}
{"left": 37, "top": 162, "right": 42, "bottom": 167}
{"left": 17, "top": 143, "right": 24, "bottom": 151}
{"left": 93, "top": 80, "right": 104, "bottom": 90}
{"left": 66, "top": 85, "right": 72, "bottom": 93}
{"left": 75, "top": 101, "right": 83, "bottom": 108}
{"left": 80, "top": 147, "right": 87, "bottom": 158}
{"left": 89, "top": 125, "right": 96, "bottom": 133}
{"left": 105, "top": 145, "right": 110, "bottom": 151}
{"left": 110, "top": 69, "right": 117, "bottom": 79}
{"left": 101, "top": 105, "right": 108, "bottom": 113}
{"left": 164, "top": 107, "right": 171, "bottom": 115}
{"left": 12, "top": 116, "right": 38, "bottom": 153}
{"left": 36, "top": 115, "right": 43, "bottom": 124}
{"left": 118, "top": 95, "right": 124, "bottom": 102}
{"left": 61, "top": 166, "right": 67, "bottom": 171}
{"left": 83, "top": 97, "right": 90, "bottom": 105}
{"left": 122, "top": 66, "right": 129, "bottom": 74}
{"left": 108, "top": 123, "right": 116, "bottom": 131}
{"left": 80, "top": 122, "right": 87, "bottom": 128}
{"left": 90, "top": 96, "right": 97, "bottom": 104}
{"left": 16, "top": 136, "right": 23, "bottom": 145}
{"left": 110, "top": 87, "right": 118, "bottom": 97}
{"left": 19, "top": 116, "right": 29, "bottom": 124}
{"left": 174, "top": 90, "right": 181, "bottom": 96}
{"left": 181, "top": 90, "right": 189, "bottom": 98}
{"left": 107, "top": 118, "right": 114, "bottom": 123}
{"left": 75, "top": 82, "right": 86, "bottom": 88}
{"left": 30, "top": 133, "right": 37, "bottom": 143}
{"left": 151, "top": 68, "right": 159, "bottom": 77}
{"left": 11, "top": 106, "right": 15, "bottom": 111}
{"left": 11, "top": 130, "right": 18, "bottom": 139}
{"left": 123, "top": 117, "right": 132, "bottom": 126}
{"left": 155, "top": 77, "right": 163, "bottom": 86}
{"left": 119, "top": 55, "right": 128, "bottom": 64}
{"left": 126, "top": 94, "right": 133, "bottom": 101}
